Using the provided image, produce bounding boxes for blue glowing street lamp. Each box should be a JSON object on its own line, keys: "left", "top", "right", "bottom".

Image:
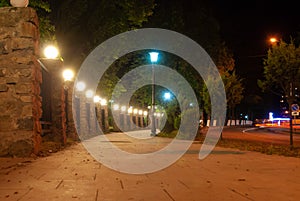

{"left": 149, "top": 52, "right": 159, "bottom": 136}
{"left": 164, "top": 92, "right": 171, "bottom": 101}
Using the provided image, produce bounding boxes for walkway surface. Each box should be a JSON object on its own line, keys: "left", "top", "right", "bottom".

{"left": 1, "top": 131, "right": 300, "bottom": 201}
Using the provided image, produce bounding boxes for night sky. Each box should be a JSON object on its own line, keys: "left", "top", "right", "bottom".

{"left": 209, "top": 0, "right": 300, "bottom": 118}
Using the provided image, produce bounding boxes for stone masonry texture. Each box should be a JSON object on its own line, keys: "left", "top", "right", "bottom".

{"left": 0, "top": 7, "right": 42, "bottom": 156}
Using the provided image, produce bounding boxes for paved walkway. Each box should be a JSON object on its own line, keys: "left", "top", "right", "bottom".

{"left": 1, "top": 132, "right": 300, "bottom": 201}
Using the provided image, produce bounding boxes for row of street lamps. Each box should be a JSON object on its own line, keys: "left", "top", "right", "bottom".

{"left": 44, "top": 45, "right": 163, "bottom": 136}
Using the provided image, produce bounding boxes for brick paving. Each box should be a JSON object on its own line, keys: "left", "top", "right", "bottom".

{"left": 1, "top": 132, "right": 300, "bottom": 201}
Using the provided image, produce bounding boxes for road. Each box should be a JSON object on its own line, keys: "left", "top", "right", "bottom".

{"left": 221, "top": 126, "right": 300, "bottom": 145}
{"left": 1, "top": 131, "right": 300, "bottom": 201}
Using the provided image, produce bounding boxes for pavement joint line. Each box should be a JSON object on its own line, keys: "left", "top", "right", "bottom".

{"left": 16, "top": 187, "right": 33, "bottom": 201}
{"left": 163, "top": 188, "right": 175, "bottom": 201}
{"left": 36, "top": 172, "right": 46, "bottom": 180}
{"left": 55, "top": 179, "right": 63, "bottom": 189}
{"left": 93, "top": 173, "right": 97, "bottom": 181}
{"left": 119, "top": 180, "right": 124, "bottom": 189}
{"left": 177, "top": 180, "right": 190, "bottom": 189}
{"left": 228, "top": 187, "right": 254, "bottom": 201}
{"left": 95, "top": 189, "right": 99, "bottom": 201}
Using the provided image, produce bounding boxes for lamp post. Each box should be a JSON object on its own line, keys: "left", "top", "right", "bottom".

{"left": 62, "top": 69, "right": 74, "bottom": 138}
{"left": 149, "top": 52, "right": 159, "bottom": 136}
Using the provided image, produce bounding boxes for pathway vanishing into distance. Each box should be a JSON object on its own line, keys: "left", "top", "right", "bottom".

{"left": 1, "top": 131, "right": 300, "bottom": 201}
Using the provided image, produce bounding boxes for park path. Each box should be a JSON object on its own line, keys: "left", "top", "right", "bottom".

{"left": 1, "top": 132, "right": 300, "bottom": 201}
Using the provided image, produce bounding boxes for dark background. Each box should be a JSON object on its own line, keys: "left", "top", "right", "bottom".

{"left": 209, "top": 0, "right": 300, "bottom": 118}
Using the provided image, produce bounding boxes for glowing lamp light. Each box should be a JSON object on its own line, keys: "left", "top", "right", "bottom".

{"left": 143, "top": 111, "right": 148, "bottom": 116}
{"left": 164, "top": 92, "right": 171, "bottom": 100}
{"left": 113, "top": 104, "right": 120, "bottom": 111}
{"left": 85, "top": 90, "right": 94, "bottom": 98}
{"left": 121, "top": 106, "right": 126, "bottom": 112}
{"left": 133, "top": 109, "right": 138, "bottom": 115}
{"left": 100, "top": 99, "right": 107, "bottom": 106}
{"left": 269, "top": 37, "right": 278, "bottom": 44}
{"left": 269, "top": 112, "right": 273, "bottom": 121}
{"left": 93, "top": 95, "right": 101, "bottom": 103}
{"left": 128, "top": 107, "right": 133, "bottom": 114}
{"left": 149, "top": 52, "right": 159, "bottom": 63}
{"left": 138, "top": 110, "right": 143, "bottom": 115}
{"left": 44, "top": 45, "right": 59, "bottom": 59}
{"left": 62, "top": 69, "right": 74, "bottom": 81}
{"left": 76, "top": 81, "right": 86, "bottom": 91}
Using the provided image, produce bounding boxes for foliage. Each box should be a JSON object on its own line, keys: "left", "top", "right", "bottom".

{"left": 258, "top": 39, "right": 300, "bottom": 97}
{"left": 223, "top": 71, "right": 244, "bottom": 120}
{"left": 211, "top": 42, "right": 235, "bottom": 74}
{"left": 96, "top": 1, "right": 242, "bottom": 132}
{"left": 174, "top": 115, "right": 181, "bottom": 130}
{"left": 53, "top": 0, "right": 156, "bottom": 67}
{"left": 202, "top": 43, "right": 244, "bottom": 121}
{"left": 0, "top": 0, "right": 9, "bottom": 6}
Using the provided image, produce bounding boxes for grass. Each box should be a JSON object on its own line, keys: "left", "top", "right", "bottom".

{"left": 158, "top": 128, "right": 300, "bottom": 158}
{"left": 216, "top": 138, "right": 300, "bottom": 158}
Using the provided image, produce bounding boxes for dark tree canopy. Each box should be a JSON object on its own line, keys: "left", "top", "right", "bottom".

{"left": 51, "top": 0, "right": 155, "bottom": 67}
{"left": 259, "top": 39, "right": 300, "bottom": 97}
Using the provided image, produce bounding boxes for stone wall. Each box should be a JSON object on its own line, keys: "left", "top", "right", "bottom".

{"left": 0, "top": 7, "right": 42, "bottom": 156}
{"left": 39, "top": 59, "right": 67, "bottom": 144}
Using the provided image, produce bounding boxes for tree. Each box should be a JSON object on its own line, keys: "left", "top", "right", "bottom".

{"left": 258, "top": 39, "right": 300, "bottom": 147}
{"left": 52, "top": 0, "right": 156, "bottom": 67}
{"left": 202, "top": 42, "right": 243, "bottom": 126}
{"left": 259, "top": 39, "right": 300, "bottom": 97}
{"left": 223, "top": 71, "right": 244, "bottom": 125}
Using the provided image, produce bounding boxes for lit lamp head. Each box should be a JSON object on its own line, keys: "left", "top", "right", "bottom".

{"left": 113, "top": 104, "right": 120, "bottom": 111}
{"left": 164, "top": 92, "right": 171, "bottom": 100}
{"left": 100, "top": 99, "right": 107, "bottom": 106}
{"left": 76, "top": 81, "right": 86, "bottom": 92}
{"left": 85, "top": 90, "right": 94, "bottom": 99}
{"left": 149, "top": 52, "right": 159, "bottom": 63}
{"left": 93, "top": 95, "right": 101, "bottom": 103}
{"left": 44, "top": 45, "right": 59, "bottom": 59}
{"left": 269, "top": 37, "right": 278, "bottom": 45}
{"left": 62, "top": 69, "right": 74, "bottom": 82}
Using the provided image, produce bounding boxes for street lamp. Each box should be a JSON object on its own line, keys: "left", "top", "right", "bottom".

{"left": 62, "top": 69, "right": 75, "bottom": 134}
{"left": 149, "top": 52, "right": 159, "bottom": 136}
{"left": 85, "top": 90, "right": 94, "bottom": 99}
{"left": 164, "top": 92, "right": 171, "bottom": 101}
{"left": 62, "top": 69, "right": 74, "bottom": 82}
{"left": 93, "top": 95, "right": 101, "bottom": 103}
{"left": 269, "top": 37, "right": 278, "bottom": 45}
{"left": 100, "top": 99, "right": 107, "bottom": 106}
{"left": 76, "top": 81, "right": 86, "bottom": 92}
{"left": 44, "top": 45, "right": 59, "bottom": 59}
